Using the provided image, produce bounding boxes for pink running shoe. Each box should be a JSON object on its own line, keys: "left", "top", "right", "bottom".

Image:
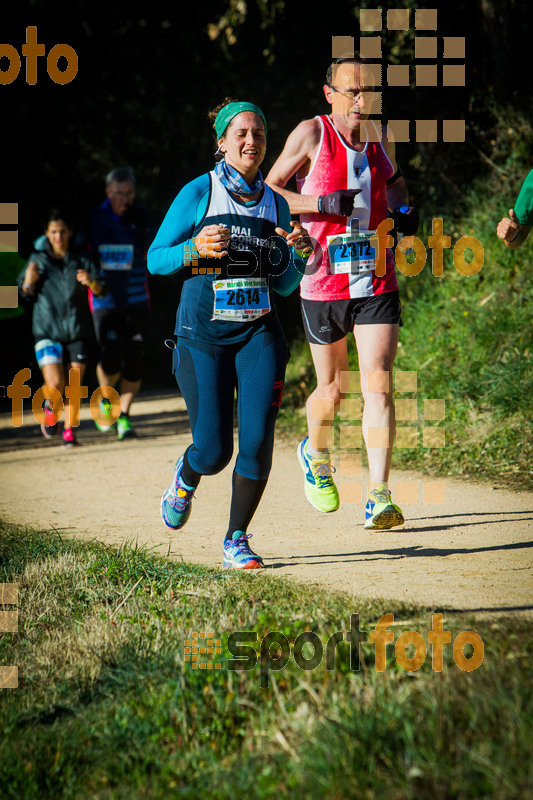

{"left": 41, "top": 399, "right": 58, "bottom": 439}
{"left": 62, "top": 428, "right": 78, "bottom": 448}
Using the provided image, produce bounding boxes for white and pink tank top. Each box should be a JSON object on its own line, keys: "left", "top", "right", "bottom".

{"left": 298, "top": 115, "right": 397, "bottom": 300}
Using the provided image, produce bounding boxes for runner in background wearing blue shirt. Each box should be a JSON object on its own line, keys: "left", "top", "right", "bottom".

{"left": 81, "top": 167, "right": 152, "bottom": 440}
{"left": 148, "top": 99, "right": 314, "bottom": 569}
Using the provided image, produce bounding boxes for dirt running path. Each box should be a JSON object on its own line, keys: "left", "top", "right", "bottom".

{"left": 1, "top": 392, "right": 532, "bottom": 618}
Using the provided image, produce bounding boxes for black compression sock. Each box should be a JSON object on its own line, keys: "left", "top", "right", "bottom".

{"left": 181, "top": 446, "right": 202, "bottom": 488}
{"left": 225, "top": 470, "right": 268, "bottom": 541}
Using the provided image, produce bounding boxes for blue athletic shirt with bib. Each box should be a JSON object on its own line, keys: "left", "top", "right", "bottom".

{"left": 84, "top": 199, "right": 151, "bottom": 311}
{"left": 147, "top": 171, "right": 306, "bottom": 345}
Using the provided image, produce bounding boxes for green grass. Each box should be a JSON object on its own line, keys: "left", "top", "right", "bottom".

{"left": 278, "top": 130, "right": 533, "bottom": 490}
{"left": 1, "top": 523, "right": 531, "bottom": 799}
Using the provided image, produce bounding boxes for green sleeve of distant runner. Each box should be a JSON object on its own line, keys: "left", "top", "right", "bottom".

{"left": 514, "top": 169, "right": 533, "bottom": 225}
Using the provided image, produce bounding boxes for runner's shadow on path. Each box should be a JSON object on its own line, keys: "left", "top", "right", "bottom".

{"left": 120, "top": 409, "right": 191, "bottom": 442}
{"left": 268, "top": 539, "right": 533, "bottom": 569}
{"left": 401, "top": 515, "right": 533, "bottom": 533}
{"left": 409, "top": 511, "right": 533, "bottom": 522}
{"left": 0, "top": 408, "right": 191, "bottom": 453}
{"left": 442, "top": 605, "right": 533, "bottom": 614}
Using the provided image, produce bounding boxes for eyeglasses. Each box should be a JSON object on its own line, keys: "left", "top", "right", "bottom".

{"left": 111, "top": 191, "right": 135, "bottom": 200}
{"left": 329, "top": 85, "right": 375, "bottom": 100}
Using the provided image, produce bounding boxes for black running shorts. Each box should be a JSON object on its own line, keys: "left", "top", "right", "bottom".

{"left": 34, "top": 338, "right": 91, "bottom": 367}
{"left": 301, "top": 291, "right": 402, "bottom": 345}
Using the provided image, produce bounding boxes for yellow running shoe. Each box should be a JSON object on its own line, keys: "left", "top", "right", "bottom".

{"left": 364, "top": 487, "right": 404, "bottom": 530}
{"left": 297, "top": 437, "right": 339, "bottom": 513}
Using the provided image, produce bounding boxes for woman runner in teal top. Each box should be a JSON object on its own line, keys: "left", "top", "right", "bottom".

{"left": 148, "top": 99, "right": 314, "bottom": 569}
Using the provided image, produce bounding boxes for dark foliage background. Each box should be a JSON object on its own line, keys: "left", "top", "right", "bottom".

{"left": 1, "top": 0, "right": 530, "bottom": 388}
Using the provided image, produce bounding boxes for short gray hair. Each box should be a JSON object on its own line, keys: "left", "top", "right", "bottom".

{"left": 326, "top": 55, "right": 365, "bottom": 87}
{"left": 105, "top": 166, "right": 136, "bottom": 186}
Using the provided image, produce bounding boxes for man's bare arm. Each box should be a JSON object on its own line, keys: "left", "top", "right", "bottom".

{"left": 381, "top": 127, "right": 409, "bottom": 210}
{"left": 386, "top": 176, "right": 409, "bottom": 210}
{"left": 265, "top": 118, "right": 322, "bottom": 214}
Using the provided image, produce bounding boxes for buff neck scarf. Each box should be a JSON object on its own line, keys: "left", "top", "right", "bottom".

{"left": 214, "top": 160, "right": 264, "bottom": 196}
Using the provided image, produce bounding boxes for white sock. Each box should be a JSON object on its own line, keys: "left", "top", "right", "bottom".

{"left": 307, "top": 444, "right": 329, "bottom": 459}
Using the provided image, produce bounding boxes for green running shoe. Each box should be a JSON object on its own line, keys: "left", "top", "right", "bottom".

{"left": 297, "top": 437, "right": 339, "bottom": 513}
{"left": 116, "top": 413, "right": 136, "bottom": 440}
{"left": 94, "top": 398, "right": 115, "bottom": 433}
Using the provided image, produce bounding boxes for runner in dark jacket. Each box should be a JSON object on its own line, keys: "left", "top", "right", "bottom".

{"left": 18, "top": 209, "right": 106, "bottom": 447}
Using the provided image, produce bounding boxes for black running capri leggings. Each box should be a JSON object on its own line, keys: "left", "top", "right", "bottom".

{"left": 92, "top": 307, "right": 146, "bottom": 381}
{"left": 173, "top": 331, "right": 289, "bottom": 481}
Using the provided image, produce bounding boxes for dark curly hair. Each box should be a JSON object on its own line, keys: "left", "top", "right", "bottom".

{"left": 208, "top": 96, "right": 242, "bottom": 151}
{"left": 42, "top": 208, "right": 73, "bottom": 232}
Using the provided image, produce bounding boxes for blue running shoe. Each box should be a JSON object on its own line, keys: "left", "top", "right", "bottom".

{"left": 161, "top": 454, "right": 196, "bottom": 530}
{"left": 364, "top": 487, "right": 404, "bottom": 530}
{"left": 223, "top": 532, "right": 264, "bottom": 569}
{"left": 297, "top": 437, "right": 339, "bottom": 513}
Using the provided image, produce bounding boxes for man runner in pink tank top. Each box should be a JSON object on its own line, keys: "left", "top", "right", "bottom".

{"left": 266, "top": 56, "right": 419, "bottom": 529}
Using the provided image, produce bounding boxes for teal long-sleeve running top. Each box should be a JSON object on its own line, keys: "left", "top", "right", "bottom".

{"left": 148, "top": 171, "right": 307, "bottom": 345}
